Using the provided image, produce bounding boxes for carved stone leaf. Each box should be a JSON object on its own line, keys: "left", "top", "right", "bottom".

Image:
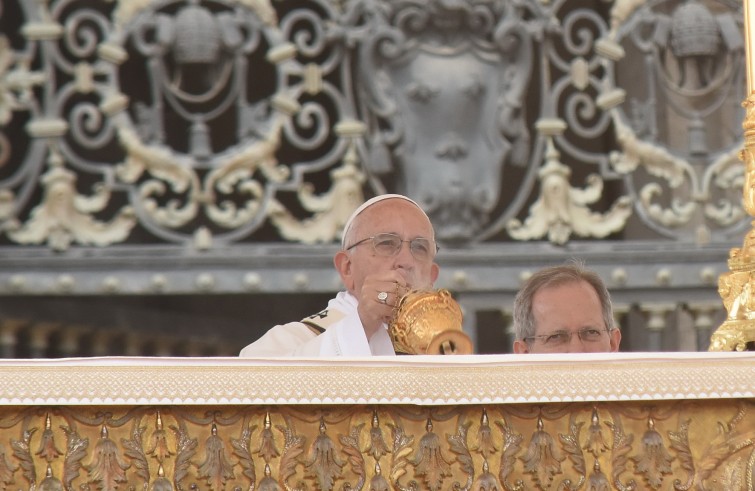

{"left": 507, "top": 149, "right": 631, "bottom": 244}
{"left": 666, "top": 419, "right": 693, "bottom": 490}
{"left": 368, "top": 472, "right": 390, "bottom": 491}
{"left": 120, "top": 423, "right": 150, "bottom": 484}
{"left": 447, "top": 422, "right": 473, "bottom": 475}
{"left": 0, "top": 443, "right": 18, "bottom": 489}
{"left": 10, "top": 428, "right": 36, "bottom": 486}
{"left": 7, "top": 164, "right": 136, "bottom": 251}
{"left": 230, "top": 423, "right": 257, "bottom": 484}
{"left": 605, "top": 418, "right": 635, "bottom": 491}
{"left": 387, "top": 423, "right": 414, "bottom": 487}
{"left": 338, "top": 424, "right": 365, "bottom": 491}
{"left": 559, "top": 421, "right": 586, "bottom": 477}
{"left": 495, "top": 420, "right": 523, "bottom": 486}
{"left": 715, "top": 459, "right": 747, "bottom": 490}
{"left": 276, "top": 423, "right": 306, "bottom": 487}
{"left": 587, "top": 466, "right": 610, "bottom": 491}
{"left": 117, "top": 127, "right": 194, "bottom": 190}
{"left": 640, "top": 183, "right": 696, "bottom": 227}
{"left": 170, "top": 422, "right": 199, "bottom": 487}
{"left": 583, "top": 422, "right": 610, "bottom": 458}
{"left": 61, "top": 425, "right": 89, "bottom": 491}
{"left": 267, "top": 153, "right": 365, "bottom": 245}
{"left": 696, "top": 421, "right": 755, "bottom": 481}
{"left": 610, "top": 110, "right": 689, "bottom": 186}
{"left": 447, "top": 421, "right": 473, "bottom": 491}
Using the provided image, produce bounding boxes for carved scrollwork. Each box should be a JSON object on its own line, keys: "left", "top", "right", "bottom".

{"left": 0, "top": 402, "right": 749, "bottom": 491}
{"left": 61, "top": 423, "right": 89, "bottom": 491}
{"left": 120, "top": 419, "right": 150, "bottom": 486}
{"left": 600, "top": 0, "right": 747, "bottom": 242}
{"left": 0, "top": 0, "right": 751, "bottom": 250}
{"left": 338, "top": 423, "right": 365, "bottom": 491}
{"left": 6, "top": 153, "right": 136, "bottom": 251}
{"left": 558, "top": 416, "right": 587, "bottom": 490}
{"left": 10, "top": 425, "right": 37, "bottom": 488}
{"left": 495, "top": 417, "right": 523, "bottom": 491}
{"left": 507, "top": 138, "right": 632, "bottom": 244}
{"left": 230, "top": 417, "right": 257, "bottom": 488}
{"left": 387, "top": 421, "right": 415, "bottom": 491}
{"left": 445, "top": 418, "right": 472, "bottom": 491}
{"left": 268, "top": 149, "right": 365, "bottom": 244}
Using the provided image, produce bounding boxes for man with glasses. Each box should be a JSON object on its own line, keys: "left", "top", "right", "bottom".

{"left": 240, "top": 194, "right": 440, "bottom": 356}
{"left": 512, "top": 262, "right": 621, "bottom": 354}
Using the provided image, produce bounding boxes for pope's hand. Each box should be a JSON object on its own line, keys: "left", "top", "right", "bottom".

{"left": 356, "top": 270, "right": 410, "bottom": 339}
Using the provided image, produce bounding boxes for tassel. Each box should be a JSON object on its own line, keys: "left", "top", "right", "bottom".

{"left": 369, "top": 462, "right": 390, "bottom": 491}
{"left": 521, "top": 417, "right": 563, "bottom": 488}
{"left": 472, "top": 460, "right": 499, "bottom": 491}
{"left": 38, "top": 464, "right": 63, "bottom": 491}
{"left": 152, "top": 464, "right": 173, "bottom": 491}
{"left": 256, "top": 412, "right": 280, "bottom": 462}
{"left": 474, "top": 409, "right": 497, "bottom": 459}
{"left": 86, "top": 426, "right": 129, "bottom": 487}
{"left": 632, "top": 417, "right": 673, "bottom": 488}
{"left": 366, "top": 411, "right": 389, "bottom": 460}
{"left": 412, "top": 419, "right": 452, "bottom": 491}
{"left": 35, "top": 414, "right": 62, "bottom": 461}
{"left": 197, "top": 423, "right": 235, "bottom": 490}
{"left": 190, "top": 120, "right": 212, "bottom": 159}
{"left": 583, "top": 408, "right": 609, "bottom": 457}
{"left": 258, "top": 464, "right": 281, "bottom": 491}
{"left": 147, "top": 411, "right": 174, "bottom": 463}
{"left": 304, "top": 420, "right": 344, "bottom": 491}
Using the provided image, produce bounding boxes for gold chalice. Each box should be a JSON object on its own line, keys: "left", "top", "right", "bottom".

{"left": 389, "top": 289, "right": 473, "bottom": 354}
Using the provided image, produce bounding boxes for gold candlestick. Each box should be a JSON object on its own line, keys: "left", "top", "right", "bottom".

{"left": 747, "top": 0, "right": 755, "bottom": 94}
{"left": 709, "top": 1, "right": 755, "bottom": 350}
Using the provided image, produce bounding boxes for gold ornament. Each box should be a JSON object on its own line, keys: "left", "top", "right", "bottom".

{"left": 389, "top": 289, "right": 473, "bottom": 355}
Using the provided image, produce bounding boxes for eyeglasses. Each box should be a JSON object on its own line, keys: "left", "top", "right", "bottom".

{"left": 525, "top": 328, "right": 609, "bottom": 349}
{"left": 345, "top": 233, "right": 438, "bottom": 261}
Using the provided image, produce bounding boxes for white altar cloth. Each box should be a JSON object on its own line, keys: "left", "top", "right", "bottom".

{"left": 0, "top": 352, "right": 752, "bottom": 405}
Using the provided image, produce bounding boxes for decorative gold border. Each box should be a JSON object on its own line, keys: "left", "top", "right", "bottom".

{"left": 0, "top": 353, "right": 753, "bottom": 405}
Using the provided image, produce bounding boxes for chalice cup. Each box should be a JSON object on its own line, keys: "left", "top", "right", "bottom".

{"left": 389, "top": 289, "right": 473, "bottom": 355}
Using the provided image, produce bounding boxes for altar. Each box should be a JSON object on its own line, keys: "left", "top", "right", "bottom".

{"left": 0, "top": 353, "right": 752, "bottom": 491}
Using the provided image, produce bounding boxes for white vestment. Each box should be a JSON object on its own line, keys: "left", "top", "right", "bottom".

{"left": 239, "top": 291, "right": 396, "bottom": 357}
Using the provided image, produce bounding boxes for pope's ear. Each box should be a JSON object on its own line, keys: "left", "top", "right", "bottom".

{"left": 431, "top": 263, "right": 439, "bottom": 284}
{"left": 334, "top": 250, "right": 354, "bottom": 291}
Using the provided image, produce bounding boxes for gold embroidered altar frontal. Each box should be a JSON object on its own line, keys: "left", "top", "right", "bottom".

{"left": 0, "top": 354, "right": 753, "bottom": 491}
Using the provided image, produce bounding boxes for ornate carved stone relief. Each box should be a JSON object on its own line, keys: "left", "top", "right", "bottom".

{"left": 0, "top": 0, "right": 748, "bottom": 251}
{"left": 0, "top": 401, "right": 751, "bottom": 491}
{"left": 600, "top": 0, "right": 746, "bottom": 243}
